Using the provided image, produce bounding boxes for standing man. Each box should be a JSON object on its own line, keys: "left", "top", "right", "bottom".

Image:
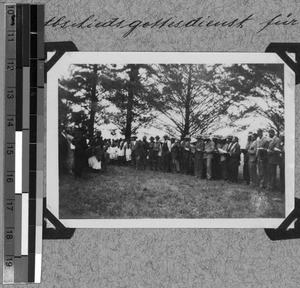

{"left": 203, "top": 135, "right": 215, "bottom": 180}
{"left": 182, "top": 135, "right": 191, "bottom": 175}
{"left": 267, "top": 129, "right": 281, "bottom": 190}
{"left": 212, "top": 135, "right": 221, "bottom": 179}
{"left": 161, "top": 134, "right": 172, "bottom": 172}
{"left": 140, "top": 136, "right": 149, "bottom": 170}
{"left": 189, "top": 140, "right": 196, "bottom": 175}
{"left": 256, "top": 129, "right": 270, "bottom": 189}
{"left": 243, "top": 132, "right": 252, "bottom": 185}
{"left": 247, "top": 132, "right": 258, "bottom": 187}
{"left": 218, "top": 136, "right": 229, "bottom": 181}
{"left": 171, "top": 139, "right": 180, "bottom": 173}
{"left": 130, "top": 135, "right": 138, "bottom": 169}
{"left": 194, "top": 134, "right": 205, "bottom": 178}
{"left": 72, "top": 128, "right": 88, "bottom": 179}
{"left": 179, "top": 139, "right": 185, "bottom": 173}
{"left": 89, "top": 130, "right": 103, "bottom": 150}
{"left": 227, "top": 136, "right": 241, "bottom": 182}
{"left": 153, "top": 136, "right": 161, "bottom": 171}
{"left": 148, "top": 136, "right": 155, "bottom": 171}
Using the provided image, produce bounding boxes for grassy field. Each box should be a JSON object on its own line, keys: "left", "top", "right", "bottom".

{"left": 59, "top": 165, "right": 284, "bottom": 219}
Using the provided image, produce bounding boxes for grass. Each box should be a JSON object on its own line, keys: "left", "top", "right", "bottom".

{"left": 59, "top": 165, "right": 285, "bottom": 219}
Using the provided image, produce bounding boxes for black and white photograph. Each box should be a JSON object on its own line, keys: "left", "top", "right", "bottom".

{"left": 46, "top": 52, "right": 294, "bottom": 228}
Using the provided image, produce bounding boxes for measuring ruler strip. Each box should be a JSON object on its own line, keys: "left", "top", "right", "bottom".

{"left": 20, "top": 3, "right": 31, "bottom": 283}
{"left": 3, "top": 3, "right": 16, "bottom": 284}
{"left": 35, "top": 5, "right": 45, "bottom": 283}
{"left": 14, "top": 4, "right": 22, "bottom": 280}
{"left": 28, "top": 4, "right": 37, "bottom": 282}
{"left": 14, "top": 4, "right": 25, "bottom": 283}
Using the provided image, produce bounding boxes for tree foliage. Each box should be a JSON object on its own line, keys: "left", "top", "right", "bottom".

{"left": 59, "top": 62, "right": 284, "bottom": 139}
{"left": 152, "top": 63, "right": 284, "bottom": 137}
{"left": 216, "top": 64, "right": 284, "bottom": 132}
{"left": 58, "top": 64, "right": 108, "bottom": 137}
{"left": 100, "top": 64, "right": 161, "bottom": 139}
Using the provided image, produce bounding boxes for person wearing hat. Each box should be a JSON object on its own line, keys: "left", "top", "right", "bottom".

{"left": 212, "top": 135, "right": 221, "bottom": 179}
{"left": 148, "top": 136, "right": 155, "bottom": 171}
{"left": 181, "top": 135, "right": 191, "bottom": 175}
{"left": 247, "top": 132, "right": 258, "bottom": 187}
{"left": 140, "top": 135, "right": 149, "bottom": 170}
{"left": 218, "top": 136, "right": 229, "bottom": 181}
{"left": 242, "top": 132, "right": 253, "bottom": 185}
{"left": 256, "top": 128, "right": 270, "bottom": 189}
{"left": 171, "top": 139, "right": 180, "bottom": 173}
{"left": 153, "top": 136, "right": 161, "bottom": 171}
{"left": 134, "top": 139, "right": 143, "bottom": 170}
{"left": 203, "top": 135, "right": 215, "bottom": 180}
{"left": 194, "top": 134, "right": 205, "bottom": 178}
{"left": 189, "top": 140, "right": 197, "bottom": 175}
{"left": 267, "top": 129, "right": 281, "bottom": 190}
{"left": 161, "top": 134, "right": 172, "bottom": 172}
{"left": 227, "top": 136, "right": 241, "bottom": 182}
{"left": 130, "top": 135, "right": 138, "bottom": 169}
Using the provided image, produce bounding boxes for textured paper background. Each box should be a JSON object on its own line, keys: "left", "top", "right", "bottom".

{"left": 2, "top": 0, "right": 300, "bottom": 286}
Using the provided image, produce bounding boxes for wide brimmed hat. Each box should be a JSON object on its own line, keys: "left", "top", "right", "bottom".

{"left": 226, "top": 134, "right": 233, "bottom": 139}
{"left": 131, "top": 135, "right": 138, "bottom": 139}
{"left": 155, "top": 135, "right": 160, "bottom": 139}
{"left": 212, "top": 135, "right": 220, "bottom": 139}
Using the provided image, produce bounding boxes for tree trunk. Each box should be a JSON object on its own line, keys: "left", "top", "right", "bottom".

{"left": 124, "top": 65, "right": 139, "bottom": 139}
{"left": 88, "top": 64, "right": 98, "bottom": 138}
{"left": 183, "top": 64, "right": 192, "bottom": 137}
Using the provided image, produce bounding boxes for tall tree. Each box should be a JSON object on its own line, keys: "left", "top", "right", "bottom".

{"left": 153, "top": 64, "right": 234, "bottom": 138}
{"left": 153, "top": 63, "right": 284, "bottom": 137}
{"left": 59, "top": 64, "right": 108, "bottom": 137}
{"left": 100, "top": 64, "right": 161, "bottom": 139}
{"left": 214, "top": 64, "right": 284, "bottom": 133}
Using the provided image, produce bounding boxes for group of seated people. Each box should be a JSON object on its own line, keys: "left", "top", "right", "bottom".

{"left": 59, "top": 127, "right": 285, "bottom": 192}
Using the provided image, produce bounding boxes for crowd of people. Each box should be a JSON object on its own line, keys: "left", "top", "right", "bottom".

{"left": 59, "top": 127, "right": 285, "bottom": 192}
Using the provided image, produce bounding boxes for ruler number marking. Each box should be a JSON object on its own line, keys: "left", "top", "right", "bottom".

{"left": 6, "top": 200, "right": 14, "bottom": 211}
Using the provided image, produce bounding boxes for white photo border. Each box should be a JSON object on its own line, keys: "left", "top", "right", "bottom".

{"left": 46, "top": 52, "right": 295, "bottom": 228}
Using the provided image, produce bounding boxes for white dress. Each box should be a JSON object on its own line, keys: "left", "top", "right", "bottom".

{"left": 124, "top": 143, "right": 132, "bottom": 161}
{"left": 88, "top": 156, "right": 102, "bottom": 170}
{"left": 108, "top": 146, "right": 118, "bottom": 160}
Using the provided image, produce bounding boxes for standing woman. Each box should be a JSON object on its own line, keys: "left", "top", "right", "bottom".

{"left": 124, "top": 139, "right": 132, "bottom": 166}
{"left": 72, "top": 128, "right": 88, "bottom": 179}
{"left": 118, "top": 140, "right": 126, "bottom": 166}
